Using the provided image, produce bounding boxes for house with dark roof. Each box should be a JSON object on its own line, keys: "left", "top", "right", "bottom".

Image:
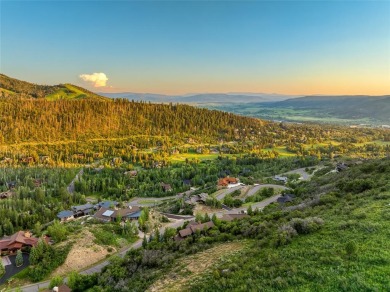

{"left": 71, "top": 203, "right": 94, "bottom": 217}
{"left": 183, "top": 179, "right": 192, "bottom": 186}
{"left": 94, "top": 206, "right": 141, "bottom": 222}
{"left": 185, "top": 193, "right": 209, "bottom": 205}
{"left": 175, "top": 221, "right": 214, "bottom": 241}
{"left": 57, "top": 210, "right": 74, "bottom": 222}
{"left": 336, "top": 162, "right": 349, "bottom": 172}
{"left": 160, "top": 183, "right": 173, "bottom": 192}
{"left": 274, "top": 175, "right": 288, "bottom": 184}
{"left": 7, "top": 181, "right": 16, "bottom": 189}
{"left": 94, "top": 200, "right": 119, "bottom": 210}
{"left": 277, "top": 194, "right": 295, "bottom": 204}
{"left": 0, "top": 231, "right": 39, "bottom": 255}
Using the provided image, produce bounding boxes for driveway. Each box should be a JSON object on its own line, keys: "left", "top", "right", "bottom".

{"left": 215, "top": 186, "right": 243, "bottom": 201}
{"left": 282, "top": 167, "right": 319, "bottom": 181}
{"left": 242, "top": 184, "right": 288, "bottom": 201}
{"left": 0, "top": 253, "right": 30, "bottom": 286}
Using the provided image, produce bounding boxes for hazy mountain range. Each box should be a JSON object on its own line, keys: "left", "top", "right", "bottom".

{"left": 98, "top": 92, "right": 300, "bottom": 103}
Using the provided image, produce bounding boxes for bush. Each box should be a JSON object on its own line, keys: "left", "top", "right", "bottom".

{"left": 68, "top": 271, "right": 98, "bottom": 292}
{"left": 15, "top": 250, "right": 23, "bottom": 267}
{"left": 92, "top": 229, "right": 117, "bottom": 246}
{"left": 289, "top": 217, "right": 324, "bottom": 235}
{"left": 345, "top": 241, "right": 357, "bottom": 258}
{"left": 0, "top": 256, "right": 5, "bottom": 278}
{"left": 47, "top": 220, "right": 68, "bottom": 242}
{"left": 49, "top": 275, "right": 63, "bottom": 289}
{"left": 28, "top": 244, "right": 71, "bottom": 282}
{"left": 275, "top": 224, "right": 298, "bottom": 246}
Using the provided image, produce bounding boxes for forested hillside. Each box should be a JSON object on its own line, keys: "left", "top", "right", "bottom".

{"left": 0, "top": 97, "right": 264, "bottom": 143}
{"left": 0, "top": 75, "right": 389, "bottom": 166}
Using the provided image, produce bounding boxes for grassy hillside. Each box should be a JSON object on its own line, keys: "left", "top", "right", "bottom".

{"left": 0, "top": 74, "right": 108, "bottom": 101}
{"left": 188, "top": 158, "right": 390, "bottom": 291}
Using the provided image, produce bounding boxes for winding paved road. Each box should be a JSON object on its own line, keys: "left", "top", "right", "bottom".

{"left": 67, "top": 169, "right": 83, "bottom": 194}
{"left": 215, "top": 185, "right": 243, "bottom": 201}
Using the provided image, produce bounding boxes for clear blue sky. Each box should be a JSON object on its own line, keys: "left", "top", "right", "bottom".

{"left": 1, "top": 0, "right": 389, "bottom": 95}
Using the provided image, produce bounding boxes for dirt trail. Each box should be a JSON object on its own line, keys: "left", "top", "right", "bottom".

{"left": 148, "top": 241, "right": 245, "bottom": 292}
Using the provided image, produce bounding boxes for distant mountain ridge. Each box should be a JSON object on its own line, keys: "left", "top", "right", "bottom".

{"left": 98, "top": 92, "right": 298, "bottom": 103}
{"left": 268, "top": 95, "right": 390, "bottom": 123}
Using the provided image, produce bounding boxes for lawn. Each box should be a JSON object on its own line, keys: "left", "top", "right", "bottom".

{"left": 261, "top": 146, "right": 295, "bottom": 157}
{"left": 169, "top": 153, "right": 220, "bottom": 163}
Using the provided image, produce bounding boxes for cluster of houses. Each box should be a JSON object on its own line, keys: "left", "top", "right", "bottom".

{"left": 57, "top": 201, "right": 142, "bottom": 223}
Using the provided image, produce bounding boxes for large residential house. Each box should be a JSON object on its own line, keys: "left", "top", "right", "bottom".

{"left": 94, "top": 206, "right": 141, "bottom": 222}
{"left": 57, "top": 210, "right": 75, "bottom": 222}
{"left": 94, "top": 200, "right": 119, "bottom": 209}
{"left": 174, "top": 221, "right": 214, "bottom": 241}
{"left": 218, "top": 177, "right": 243, "bottom": 189}
{"left": 71, "top": 203, "right": 95, "bottom": 217}
{"left": 273, "top": 175, "right": 288, "bottom": 184}
{"left": 0, "top": 231, "right": 39, "bottom": 255}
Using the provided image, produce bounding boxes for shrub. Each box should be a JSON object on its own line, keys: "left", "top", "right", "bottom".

{"left": 289, "top": 217, "right": 324, "bottom": 235}
{"left": 47, "top": 220, "right": 68, "bottom": 242}
{"left": 15, "top": 250, "right": 23, "bottom": 267}
{"left": 275, "top": 224, "right": 298, "bottom": 246}
{"left": 28, "top": 244, "right": 71, "bottom": 282}
{"left": 0, "top": 256, "right": 5, "bottom": 278}
{"left": 49, "top": 275, "right": 63, "bottom": 289}
{"left": 345, "top": 241, "right": 357, "bottom": 258}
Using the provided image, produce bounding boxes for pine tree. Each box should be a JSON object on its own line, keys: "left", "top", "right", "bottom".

{"left": 0, "top": 256, "right": 5, "bottom": 277}
{"left": 15, "top": 250, "right": 23, "bottom": 267}
{"left": 142, "top": 235, "right": 147, "bottom": 249}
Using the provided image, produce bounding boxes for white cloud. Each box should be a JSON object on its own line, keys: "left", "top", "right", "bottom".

{"left": 79, "top": 72, "right": 108, "bottom": 87}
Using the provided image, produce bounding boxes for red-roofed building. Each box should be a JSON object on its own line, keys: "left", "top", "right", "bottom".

{"left": 0, "top": 231, "right": 39, "bottom": 255}
{"left": 218, "top": 177, "right": 238, "bottom": 187}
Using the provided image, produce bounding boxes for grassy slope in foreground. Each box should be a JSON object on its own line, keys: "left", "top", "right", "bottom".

{"left": 186, "top": 159, "right": 390, "bottom": 291}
